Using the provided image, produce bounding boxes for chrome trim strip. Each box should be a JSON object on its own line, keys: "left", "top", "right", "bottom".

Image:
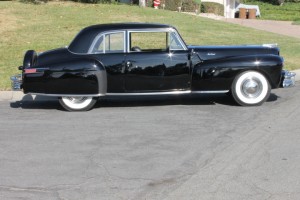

{"left": 29, "top": 93, "right": 106, "bottom": 97}
{"left": 192, "top": 90, "right": 229, "bottom": 94}
{"left": 29, "top": 90, "right": 229, "bottom": 97}
{"left": 106, "top": 91, "right": 191, "bottom": 96}
{"left": 106, "top": 90, "right": 229, "bottom": 96}
{"left": 262, "top": 43, "right": 278, "bottom": 48}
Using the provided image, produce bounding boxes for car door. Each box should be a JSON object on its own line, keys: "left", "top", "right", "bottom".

{"left": 124, "top": 30, "right": 191, "bottom": 93}
{"left": 89, "top": 31, "right": 127, "bottom": 93}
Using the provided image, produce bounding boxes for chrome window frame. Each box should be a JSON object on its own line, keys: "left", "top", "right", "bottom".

{"left": 169, "top": 31, "right": 186, "bottom": 51}
{"left": 127, "top": 28, "right": 187, "bottom": 52}
{"left": 88, "top": 31, "right": 126, "bottom": 54}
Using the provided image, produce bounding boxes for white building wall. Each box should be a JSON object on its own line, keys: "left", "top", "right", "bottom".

{"left": 202, "top": 0, "right": 237, "bottom": 18}
{"left": 201, "top": 0, "right": 224, "bottom": 5}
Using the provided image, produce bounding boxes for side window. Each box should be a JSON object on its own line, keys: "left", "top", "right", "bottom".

{"left": 130, "top": 32, "right": 168, "bottom": 52}
{"left": 92, "top": 35, "right": 104, "bottom": 53}
{"left": 90, "top": 32, "right": 125, "bottom": 54}
{"left": 169, "top": 32, "right": 185, "bottom": 50}
{"left": 104, "top": 32, "right": 124, "bottom": 53}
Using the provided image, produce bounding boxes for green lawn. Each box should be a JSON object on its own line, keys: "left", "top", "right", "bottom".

{"left": 1, "top": 1, "right": 300, "bottom": 90}
{"left": 293, "top": 19, "right": 300, "bottom": 25}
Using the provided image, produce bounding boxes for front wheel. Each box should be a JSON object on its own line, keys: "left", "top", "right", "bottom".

{"left": 59, "top": 96, "right": 97, "bottom": 111}
{"left": 231, "top": 71, "right": 271, "bottom": 106}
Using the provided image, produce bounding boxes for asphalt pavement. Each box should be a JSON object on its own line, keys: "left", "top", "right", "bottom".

{"left": 0, "top": 83, "right": 300, "bottom": 200}
{"left": 0, "top": 15, "right": 299, "bottom": 199}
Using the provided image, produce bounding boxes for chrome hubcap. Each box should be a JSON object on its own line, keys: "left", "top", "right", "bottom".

{"left": 65, "top": 97, "right": 89, "bottom": 104}
{"left": 241, "top": 78, "right": 262, "bottom": 98}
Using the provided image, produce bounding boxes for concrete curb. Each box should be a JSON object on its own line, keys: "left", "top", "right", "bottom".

{"left": 1, "top": 70, "right": 299, "bottom": 102}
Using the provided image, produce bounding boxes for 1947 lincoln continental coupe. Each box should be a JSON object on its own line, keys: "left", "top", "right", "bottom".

{"left": 11, "top": 23, "right": 296, "bottom": 111}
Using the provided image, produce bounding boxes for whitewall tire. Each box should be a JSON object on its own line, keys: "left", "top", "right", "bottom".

{"left": 59, "top": 96, "right": 97, "bottom": 111}
{"left": 231, "top": 71, "right": 271, "bottom": 106}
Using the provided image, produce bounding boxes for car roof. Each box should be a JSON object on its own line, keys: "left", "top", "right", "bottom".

{"left": 68, "top": 23, "right": 174, "bottom": 54}
{"left": 85, "top": 23, "right": 172, "bottom": 31}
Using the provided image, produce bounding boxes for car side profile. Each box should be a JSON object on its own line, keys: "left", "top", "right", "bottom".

{"left": 11, "top": 23, "right": 296, "bottom": 111}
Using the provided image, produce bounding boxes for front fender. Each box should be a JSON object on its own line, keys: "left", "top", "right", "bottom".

{"left": 192, "top": 54, "right": 283, "bottom": 91}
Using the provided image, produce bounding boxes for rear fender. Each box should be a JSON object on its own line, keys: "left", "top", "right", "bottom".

{"left": 23, "top": 50, "right": 37, "bottom": 69}
{"left": 23, "top": 58, "right": 107, "bottom": 95}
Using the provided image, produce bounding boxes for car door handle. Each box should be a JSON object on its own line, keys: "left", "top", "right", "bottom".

{"left": 126, "top": 61, "right": 132, "bottom": 68}
{"left": 126, "top": 61, "right": 138, "bottom": 72}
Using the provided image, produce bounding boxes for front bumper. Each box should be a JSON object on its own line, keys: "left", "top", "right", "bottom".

{"left": 281, "top": 70, "right": 296, "bottom": 88}
{"left": 10, "top": 74, "right": 22, "bottom": 91}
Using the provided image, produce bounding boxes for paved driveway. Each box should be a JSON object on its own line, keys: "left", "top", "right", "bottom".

{"left": 199, "top": 13, "right": 300, "bottom": 39}
{"left": 223, "top": 18, "right": 300, "bottom": 39}
{"left": 0, "top": 84, "right": 299, "bottom": 200}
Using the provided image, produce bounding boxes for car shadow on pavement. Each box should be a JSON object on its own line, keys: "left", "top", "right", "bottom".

{"left": 10, "top": 94, "right": 60, "bottom": 110}
{"left": 96, "top": 93, "right": 278, "bottom": 108}
{"left": 96, "top": 93, "right": 238, "bottom": 108}
{"left": 9, "top": 93, "right": 279, "bottom": 110}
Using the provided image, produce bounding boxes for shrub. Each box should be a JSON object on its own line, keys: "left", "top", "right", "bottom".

{"left": 19, "top": 0, "right": 48, "bottom": 4}
{"left": 261, "top": 0, "right": 285, "bottom": 5}
{"left": 164, "top": 0, "right": 200, "bottom": 11}
{"left": 201, "top": 2, "right": 224, "bottom": 16}
{"left": 241, "top": 0, "right": 300, "bottom": 4}
{"left": 72, "top": 0, "right": 114, "bottom": 3}
{"left": 19, "top": 0, "right": 118, "bottom": 3}
{"left": 164, "top": 0, "right": 182, "bottom": 11}
{"left": 181, "top": 0, "right": 200, "bottom": 12}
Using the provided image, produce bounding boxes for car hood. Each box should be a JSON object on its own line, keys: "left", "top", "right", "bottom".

{"left": 188, "top": 45, "right": 280, "bottom": 61}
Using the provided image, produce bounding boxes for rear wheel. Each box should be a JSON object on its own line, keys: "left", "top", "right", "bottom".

{"left": 59, "top": 96, "right": 97, "bottom": 111}
{"left": 231, "top": 71, "right": 271, "bottom": 106}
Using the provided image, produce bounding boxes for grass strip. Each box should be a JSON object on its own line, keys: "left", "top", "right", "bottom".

{"left": 1, "top": 1, "right": 300, "bottom": 90}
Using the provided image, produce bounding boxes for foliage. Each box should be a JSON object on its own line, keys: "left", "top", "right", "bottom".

{"left": 71, "top": 0, "right": 116, "bottom": 3}
{"left": 182, "top": 0, "right": 200, "bottom": 11}
{"left": 201, "top": 2, "right": 224, "bottom": 16}
{"left": 19, "top": 0, "right": 48, "bottom": 4}
{"left": 163, "top": 0, "right": 179, "bottom": 11}
{"left": 241, "top": 0, "right": 300, "bottom": 4}
{"left": 19, "top": 0, "right": 119, "bottom": 3}
{"left": 164, "top": 0, "right": 200, "bottom": 11}
{"left": 292, "top": 19, "right": 300, "bottom": 25}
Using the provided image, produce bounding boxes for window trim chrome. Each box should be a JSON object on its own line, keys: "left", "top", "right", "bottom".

{"left": 88, "top": 30, "right": 126, "bottom": 54}
{"left": 169, "top": 31, "right": 186, "bottom": 51}
{"left": 127, "top": 28, "right": 187, "bottom": 53}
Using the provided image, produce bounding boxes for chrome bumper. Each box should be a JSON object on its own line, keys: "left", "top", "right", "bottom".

{"left": 10, "top": 74, "right": 22, "bottom": 91}
{"left": 281, "top": 70, "right": 296, "bottom": 88}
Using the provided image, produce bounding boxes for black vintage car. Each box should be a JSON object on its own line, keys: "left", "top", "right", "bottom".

{"left": 11, "top": 23, "right": 295, "bottom": 111}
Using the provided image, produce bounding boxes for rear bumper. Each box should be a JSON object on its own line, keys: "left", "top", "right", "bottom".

{"left": 10, "top": 74, "right": 22, "bottom": 91}
{"left": 281, "top": 70, "right": 296, "bottom": 88}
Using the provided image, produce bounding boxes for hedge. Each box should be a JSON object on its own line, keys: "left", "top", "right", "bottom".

{"left": 201, "top": 2, "right": 224, "bottom": 16}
